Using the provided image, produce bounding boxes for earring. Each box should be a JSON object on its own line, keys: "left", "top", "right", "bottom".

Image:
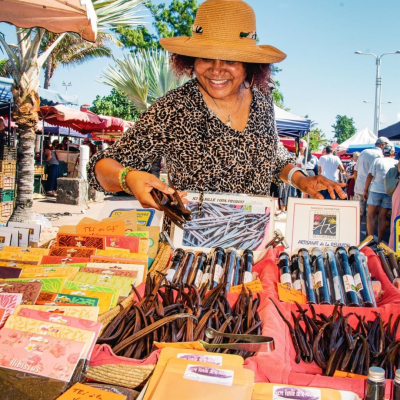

{"left": 244, "top": 75, "right": 254, "bottom": 89}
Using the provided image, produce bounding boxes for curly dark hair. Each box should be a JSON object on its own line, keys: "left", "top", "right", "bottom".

{"left": 170, "top": 54, "right": 273, "bottom": 94}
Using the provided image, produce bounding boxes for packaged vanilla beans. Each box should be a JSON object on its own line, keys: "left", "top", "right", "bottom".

{"left": 166, "top": 248, "right": 255, "bottom": 289}
{"left": 150, "top": 358, "right": 254, "bottom": 400}
{"left": 323, "top": 247, "right": 346, "bottom": 305}
{"left": 310, "top": 248, "right": 331, "bottom": 304}
{"left": 298, "top": 248, "right": 317, "bottom": 304}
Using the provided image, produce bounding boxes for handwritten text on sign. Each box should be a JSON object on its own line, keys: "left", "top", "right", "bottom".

{"left": 77, "top": 221, "right": 126, "bottom": 236}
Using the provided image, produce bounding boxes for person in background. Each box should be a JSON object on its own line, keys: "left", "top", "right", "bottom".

{"left": 44, "top": 140, "right": 60, "bottom": 196}
{"left": 364, "top": 144, "right": 397, "bottom": 243}
{"left": 346, "top": 152, "right": 359, "bottom": 200}
{"left": 389, "top": 159, "right": 400, "bottom": 250}
{"left": 301, "top": 144, "right": 318, "bottom": 177}
{"left": 58, "top": 137, "right": 71, "bottom": 151}
{"left": 318, "top": 145, "right": 345, "bottom": 199}
{"left": 83, "top": 138, "right": 97, "bottom": 157}
{"left": 354, "top": 137, "right": 389, "bottom": 223}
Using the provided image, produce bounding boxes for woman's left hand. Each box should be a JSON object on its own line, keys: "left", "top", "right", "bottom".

{"left": 294, "top": 175, "right": 347, "bottom": 200}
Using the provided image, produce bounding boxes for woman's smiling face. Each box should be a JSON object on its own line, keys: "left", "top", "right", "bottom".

{"left": 194, "top": 58, "right": 247, "bottom": 101}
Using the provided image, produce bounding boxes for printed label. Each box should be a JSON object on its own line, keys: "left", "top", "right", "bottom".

{"left": 166, "top": 269, "right": 175, "bottom": 282}
{"left": 393, "top": 268, "right": 399, "bottom": 278}
{"left": 333, "top": 276, "right": 341, "bottom": 301}
{"left": 343, "top": 274, "right": 355, "bottom": 293}
{"left": 214, "top": 264, "right": 223, "bottom": 284}
{"left": 194, "top": 270, "right": 203, "bottom": 288}
{"left": 273, "top": 386, "right": 321, "bottom": 400}
{"left": 183, "top": 364, "right": 234, "bottom": 387}
{"left": 293, "top": 279, "right": 302, "bottom": 292}
{"left": 244, "top": 271, "right": 253, "bottom": 284}
{"left": 300, "top": 279, "right": 306, "bottom": 296}
{"left": 201, "top": 273, "right": 209, "bottom": 285}
{"left": 178, "top": 353, "right": 222, "bottom": 365}
{"left": 314, "top": 271, "right": 323, "bottom": 289}
{"left": 353, "top": 273, "right": 363, "bottom": 291}
{"left": 280, "top": 273, "right": 292, "bottom": 287}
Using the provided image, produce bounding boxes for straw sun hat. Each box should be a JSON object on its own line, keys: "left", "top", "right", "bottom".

{"left": 159, "top": 0, "right": 286, "bottom": 64}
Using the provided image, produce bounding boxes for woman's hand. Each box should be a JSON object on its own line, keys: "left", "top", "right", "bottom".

{"left": 292, "top": 173, "right": 347, "bottom": 200}
{"left": 126, "top": 170, "right": 188, "bottom": 210}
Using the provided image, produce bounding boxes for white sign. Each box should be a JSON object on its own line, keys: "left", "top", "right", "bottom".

{"left": 286, "top": 198, "right": 360, "bottom": 252}
{"left": 171, "top": 192, "right": 274, "bottom": 253}
{"left": 8, "top": 222, "right": 41, "bottom": 243}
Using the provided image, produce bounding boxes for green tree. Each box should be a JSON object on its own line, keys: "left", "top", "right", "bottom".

{"left": 303, "top": 115, "right": 329, "bottom": 151}
{"left": 332, "top": 115, "right": 356, "bottom": 144}
{"left": 115, "top": 0, "right": 198, "bottom": 51}
{"left": 0, "top": 58, "right": 12, "bottom": 78}
{"left": 41, "top": 32, "right": 118, "bottom": 89}
{"left": 90, "top": 89, "right": 138, "bottom": 120}
{"left": 272, "top": 80, "right": 285, "bottom": 108}
{"left": 0, "top": 0, "right": 144, "bottom": 222}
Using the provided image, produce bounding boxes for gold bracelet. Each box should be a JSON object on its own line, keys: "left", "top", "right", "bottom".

{"left": 118, "top": 166, "right": 135, "bottom": 195}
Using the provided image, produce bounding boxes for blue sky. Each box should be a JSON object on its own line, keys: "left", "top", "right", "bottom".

{"left": 1, "top": 0, "right": 400, "bottom": 140}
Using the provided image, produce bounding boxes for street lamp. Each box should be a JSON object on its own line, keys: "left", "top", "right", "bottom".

{"left": 355, "top": 50, "right": 400, "bottom": 134}
{"left": 62, "top": 81, "right": 72, "bottom": 96}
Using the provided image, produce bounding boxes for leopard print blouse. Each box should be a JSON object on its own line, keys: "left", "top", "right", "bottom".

{"left": 87, "top": 79, "right": 295, "bottom": 195}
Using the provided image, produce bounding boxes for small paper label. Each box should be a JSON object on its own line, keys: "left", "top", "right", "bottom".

{"left": 273, "top": 386, "right": 321, "bottom": 400}
{"left": 230, "top": 278, "right": 263, "bottom": 293}
{"left": 177, "top": 353, "right": 222, "bottom": 365}
{"left": 313, "top": 271, "right": 323, "bottom": 289}
{"left": 201, "top": 272, "right": 210, "bottom": 285}
{"left": 194, "top": 270, "right": 203, "bottom": 288}
{"left": 244, "top": 271, "right": 252, "bottom": 284}
{"left": 277, "top": 282, "right": 307, "bottom": 304}
{"left": 280, "top": 273, "right": 292, "bottom": 287}
{"left": 293, "top": 279, "right": 302, "bottom": 292}
{"left": 333, "top": 276, "right": 341, "bottom": 301}
{"left": 153, "top": 341, "right": 206, "bottom": 351}
{"left": 166, "top": 269, "right": 175, "bottom": 282}
{"left": 214, "top": 264, "right": 223, "bottom": 284}
{"left": 183, "top": 364, "right": 234, "bottom": 387}
{"left": 343, "top": 274, "right": 355, "bottom": 293}
{"left": 353, "top": 273, "right": 363, "bottom": 291}
{"left": 393, "top": 268, "right": 399, "bottom": 278}
{"left": 333, "top": 370, "right": 367, "bottom": 379}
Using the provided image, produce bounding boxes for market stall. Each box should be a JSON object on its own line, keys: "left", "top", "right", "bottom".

{"left": 0, "top": 190, "right": 398, "bottom": 399}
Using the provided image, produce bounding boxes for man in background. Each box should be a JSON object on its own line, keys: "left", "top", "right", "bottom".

{"left": 364, "top": 144, "right": 397, "bottom": 243}
{"left": 318, "top": 145, "right": 345, "bottom": 199}
{"left": 354, "top": 137, "right": 389, "bottom": 222}
{"left": 83, "top": 137, "right": 97, "bottom": 157}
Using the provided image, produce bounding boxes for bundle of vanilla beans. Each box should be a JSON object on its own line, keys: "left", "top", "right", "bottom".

{"left": 271, "top": 299, "right": 400, "bottom": 378}
{"left": 97, "top": 276, "right": 262, "bottom": 360}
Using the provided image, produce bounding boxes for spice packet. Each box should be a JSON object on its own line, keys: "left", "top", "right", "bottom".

{"left": 144, "top": 348, "right": 244, "bottom": 400}
{"left": 151, "top": 358, "right": 254, "bottom": 400}
{"left": 252, "top": 383, "right": 342, "bottom": 400}
{"left": 13, "top": 305, "right": 99, "bottom": 321}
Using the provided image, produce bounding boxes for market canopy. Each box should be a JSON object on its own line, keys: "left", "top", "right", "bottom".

{"left": 36, "top": 121, "right": 86, "bottom": 138}
{"left": 0, "top": 0, "right": 97, "bottom": 42}
{"left": 274, "top": 106, "right": 311, "bottom": 138}
{"left": 378, "top": 121, "right": 400, "bottom": 140}
{"left": 39, "top": 104, "right": 125, "bottom": 133}
{"left": 347, "top": 143, "right": 400, "bottom": 153}
{"left": 0, "top": 77, "right": 79, "bottom": 108}
{"left": 337, "top": 127, "right": 377, "bottom": 151}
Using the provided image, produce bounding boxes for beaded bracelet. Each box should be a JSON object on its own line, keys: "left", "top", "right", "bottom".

{"left": 118, "top": 166, "right": 135, "bottom": 195}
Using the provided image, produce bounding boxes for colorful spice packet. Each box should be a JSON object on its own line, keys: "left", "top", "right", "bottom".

{"left": 13, "top": 305, "right": 99, "bottom": 321}
{"left": 0, "top": 281, "right": 43, "bottom": 305}
{"left": 35, "top": 292, "right": 100, "bottom": 307}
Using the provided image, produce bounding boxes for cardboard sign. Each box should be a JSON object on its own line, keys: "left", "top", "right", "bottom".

{"left": 102, "top": 210, "right": 138, "bottom": 232}
{"left": 286, "top": 198, "right": 360, "bottom": 252}
{"left": 276, "top": 282, "right": 308, "bottom": 304}
{"left": 8, "top": 222, "right": 41, "bottom": 243}
{"left": 0, "top": 228, "right": 19, "bottom": 246}
{"left": 171, "top": 192, "right": 274, "bottom": 253}
{"left": 230, "top": 279, "right": 264, "bottom": 294}
{"left": 57, "top": 383, "right": 126, "bottom": 400}
{"left": 0, "top": 231, "right": 11, "bottom": 249}
{"left": 77, "top": 221, "right": 126, "bottom": 237}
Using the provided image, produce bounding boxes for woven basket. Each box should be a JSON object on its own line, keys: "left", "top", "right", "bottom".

{"left": 86, "top": 363, "right": 155, "bottom": 389}
{"left": 149, "top": 243, "right": 172, "bottom": 281}
{"left": 86, "top": 344, "right": 159, "bottom": 389}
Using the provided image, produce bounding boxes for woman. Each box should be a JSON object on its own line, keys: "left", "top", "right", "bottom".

{"left": 346, "top": 152, "right": 359, "bottom": 200}
{"left": 44, "top": 140, "right": 60, "bottom": 196}
{"left": 88, "top": 0, "right": 346, "bottom": 208}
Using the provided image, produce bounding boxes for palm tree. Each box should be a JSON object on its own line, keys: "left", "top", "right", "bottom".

{"left": 42, "top": 31, "right": 120, "bottom": 89}
{"left": 99, "top": 49, "right": 188, "bottom": 111}
{"left": 0, "top": 0, "right": 144, "bottom": 222}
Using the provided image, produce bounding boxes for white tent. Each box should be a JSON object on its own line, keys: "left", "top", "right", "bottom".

{"left": 338, "top": 127, "right": 377, "bottom": 151}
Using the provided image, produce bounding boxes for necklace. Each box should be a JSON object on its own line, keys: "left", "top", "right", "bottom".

{"left": 211, "top": 90, "right": 245, "bottom": 127}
